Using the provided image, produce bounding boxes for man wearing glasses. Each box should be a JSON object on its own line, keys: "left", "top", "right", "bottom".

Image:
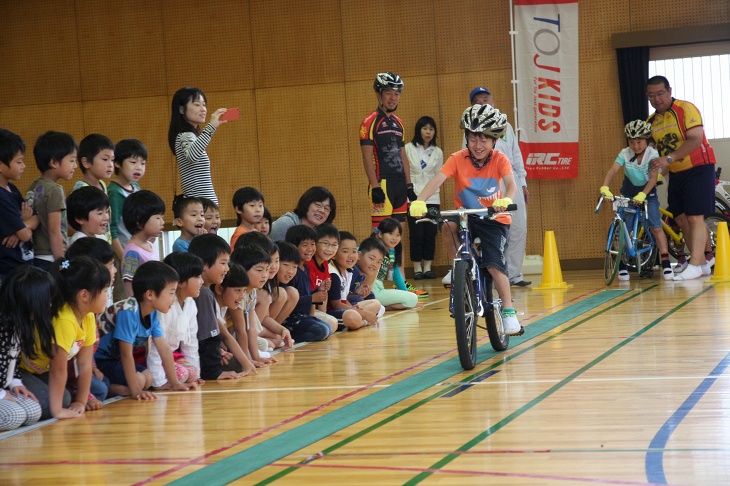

{"left": 647, "top": 75, "right": 717, "bottom": 281}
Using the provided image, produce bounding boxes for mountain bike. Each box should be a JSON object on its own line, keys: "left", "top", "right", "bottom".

{"left": 418, "top": 205, "right": 524, "bottom": 370}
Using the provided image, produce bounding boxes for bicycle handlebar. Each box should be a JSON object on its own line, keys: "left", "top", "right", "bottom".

{"left": 416, "top": 204, "right": 518, "bottom": 224}
{"left": 595, "top": 195, "right": 648, "bottom": 219}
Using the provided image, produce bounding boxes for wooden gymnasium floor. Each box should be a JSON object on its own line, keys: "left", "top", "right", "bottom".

{"left": 2, "top": 270, "right": 730, "bottom": 485}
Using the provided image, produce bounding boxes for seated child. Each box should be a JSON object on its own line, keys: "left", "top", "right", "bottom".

{"left": 371, "top": 218, "right": 421, "bottom": 310}
{"left": 0, "top": 266, "right": 55, "bottom": 430}
{"left": 273, "top": 241, "right": 302, "bottom": 325}
{"left": 305, "top": 223, "right": 342, "bottom": 330}
{"left": 172, "top": 195, "right": 205, "bottom": 252}
{"left": 349, "top": 236, "right": 387, "bottom": 313}
{"left": 328, "top": 231, "right": 383, "bottom": 329}
{"left": 66, "top": 237, "right": 117, "bottom": 409}
{"left": 21, "top": 257, "right": 110, "bottom": 419}
{"left": 281, "top": 225, "right": 335, "bottom": 342}
{"left": 66, "top": 186, "right": 110, "bottom": 245}
{"left": 148, "top": 252, "right": 205, "bottom": 388}
{"left": 0, "top": 129, "right": 38, "bottom": 279}
{"left": 25, "top": 131, "right": 79, "bottom": 269}
{"left": 200, "top": 197, "right": 221, "bottom": 234}
{"left": 600, "top": 120, "right": 672, "bottom": 281}
{"left": 121, "top": 190, "right": 165, "bottom": 297}
{"left": 254, "top": 206, "right": 272, "bottom": 235}
{"left": 95, "top": 261, "right": 197, "bottom": 400}
{"left": 188, "top": 234, "right": 254, "bottom": 380}
{"left": 409, "top": 104, "right": 522, "bottom": 334}
{"left": 230, "top": 187, "right": 265, "bottom": 249}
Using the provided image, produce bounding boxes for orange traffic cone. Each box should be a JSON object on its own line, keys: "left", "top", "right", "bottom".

{"left": 537, "top": 231, "right": 570, "bottom": 289}
{"left": 709, "top": 221, "right": 730, "bottom": 282}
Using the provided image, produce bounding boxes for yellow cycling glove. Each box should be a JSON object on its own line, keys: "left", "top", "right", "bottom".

{"left": 492, "top": 197, "right": 513, "bottom": 209}
{"left": 409, "top": 200, "right": 427, "bottom": 217}
{"left": 599, "top": 186, "right": 614, "bottom": 199}
{"left": 632, "top": 192, "right": 647, "bottom": 204}
{"left": 657, "top": 173, "right": 664, "bottom": 183}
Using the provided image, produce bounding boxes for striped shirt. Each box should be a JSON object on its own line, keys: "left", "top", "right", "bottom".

{"left": 175, "top": 124, "right": 218, "bottom": 204}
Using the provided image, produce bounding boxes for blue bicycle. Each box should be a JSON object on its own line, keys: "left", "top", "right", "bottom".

{"left": 419, "top": 205, "right": 524, "bottom": 370}
{"left": 596, "top": 195, "right": 657, "bottom": 285}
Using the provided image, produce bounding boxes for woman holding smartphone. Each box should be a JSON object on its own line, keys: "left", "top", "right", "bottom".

{"left": 168, "top": 87, "right": 232, "bottom": 205}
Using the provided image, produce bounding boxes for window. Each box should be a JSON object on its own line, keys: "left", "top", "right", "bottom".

{"left": 649, "top": 42, "right": 730, "bottom": 139}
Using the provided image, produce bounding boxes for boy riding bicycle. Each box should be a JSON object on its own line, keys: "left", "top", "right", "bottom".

{"left": 600, "top": 120, "right": 672, "bottom": 281}
{"left": 409, "top": 104, "right": 522, "bottom": 335}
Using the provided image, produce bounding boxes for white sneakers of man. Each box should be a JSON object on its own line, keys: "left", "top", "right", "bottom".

{"left": 442, "top": 270, "right": 452, "bottom": 287}
{"left": 673, "top": 264, "right": 703, "bottom": 281}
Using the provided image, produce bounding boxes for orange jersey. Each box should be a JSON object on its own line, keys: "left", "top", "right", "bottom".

{"left": 440, "top": 149, "right": 513, "bottom": 225}
{"left": 647, "top": 98, "right": 716, "bottom": 173}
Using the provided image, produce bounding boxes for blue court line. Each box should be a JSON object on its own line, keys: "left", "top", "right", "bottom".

{"left": 169, "top": 289, "right": 627, "bottom": 485}
{"left": 441, "top": 370, "right": 500, "bottom": 397}
{"left": 645, "top": 350, "right": 730, "bottom": 484}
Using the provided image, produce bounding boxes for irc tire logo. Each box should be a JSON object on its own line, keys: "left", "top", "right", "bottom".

{"left": 525, "top": 153, "right": 572, "bottom": 166}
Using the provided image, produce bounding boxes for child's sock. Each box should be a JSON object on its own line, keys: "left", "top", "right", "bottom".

{"left": 706, "top": 250, "right": 715, "bottom": 261}
{"left": 660, "top": 252, "right": 671, "bottom": 269}
{"left": 423, "top": 260, "right": 432, "bottom": 272}
{"left": 413, "top": 261, "right": 423, "bottom": 273}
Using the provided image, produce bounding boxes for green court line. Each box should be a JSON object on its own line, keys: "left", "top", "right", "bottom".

{"left": 258, "top": 286, "right": 653, "bottom": 485}
{"left": 404, "top": 284, "right": 713, "bottom": 485}
{"left": 171, "top": 290, "right": 628, "bottom": 486}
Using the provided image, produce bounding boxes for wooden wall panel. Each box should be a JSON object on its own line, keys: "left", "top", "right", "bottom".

{"left": 81, "top": 96, "right": 173, "bottom": 216}
{"left": 580, "top": 0, "right": 631, "bottom": 61}
{"left": 205, "top": 90, "right": 260, "bottom": 222}
{"left": 250, "top": 0, "right": 344, "bottom": 88}
{"left": 0, "top": 1, "right": 82, "bottom": 106}
{"left": 341, "top": 0, "right": 437, "bottom": 82}
{"left": 162, "top": 0, "right": 254, "bottom": 93}
{"left": 434, "top": 0, "right": 512, "bottom": 74}
{"left": 0, "top": 102, "right": 85, "bottom": 197}
{"left": 75, "top": 0, "right": 167, "bottom": 100}
{"left": 256, "top": 83, "right": 354, "bottom": 235}
{"left": 629, "top": 0, "right": 729, "bottom": 30}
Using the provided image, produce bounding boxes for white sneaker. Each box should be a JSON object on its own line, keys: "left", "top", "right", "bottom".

{"left": 674, "top": 260, "right": 688, "bottom": 273}
{"left": 442, "top": 270, "right": 452, "bottom": 287}
{"left": 663, "top": 267, "right": 674, "bottom": 280}
{"left": 702, "top": 264, "right": 712, "bottom": 276}
{"left": 706, "top": 256, "right": 716, "bottom": 267}
{"left": 501, "top": 312, "right": 522, "bottom": 335}
{"left": 618, "top": 269, "right": 630, "bottom": 281}
{"left": 674, "top": 264, "right": 703, "bottom": 281}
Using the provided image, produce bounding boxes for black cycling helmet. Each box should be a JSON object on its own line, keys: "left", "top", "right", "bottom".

{"left": 373, "top": 72, "right": 404, "bottom": 92}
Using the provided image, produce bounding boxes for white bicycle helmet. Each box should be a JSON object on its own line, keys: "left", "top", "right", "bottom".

{"left": 373, "top": 72, "right": 404, "bottom": 92}
{"left": 624, "top": 120, "right": 653, "bottom": 139}
{"left": 460, "top": 104, "right": 507, "bottom": 139}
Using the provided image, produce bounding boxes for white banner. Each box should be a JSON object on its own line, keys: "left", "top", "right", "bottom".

{"left": 515, "top": 0, "right": 579, "bottom": 179}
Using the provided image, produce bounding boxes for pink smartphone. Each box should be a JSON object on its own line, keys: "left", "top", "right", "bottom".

{"left": 220, "top": 108, "right": 240, "bottom": 121}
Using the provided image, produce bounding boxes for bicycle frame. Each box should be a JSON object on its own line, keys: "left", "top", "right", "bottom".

{"left": 599, "top": 196, "right": 655, "bottom": 267}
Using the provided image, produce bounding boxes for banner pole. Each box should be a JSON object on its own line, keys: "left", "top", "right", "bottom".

{"left": 510, "top": 0, "right": 519, "bottom": 138}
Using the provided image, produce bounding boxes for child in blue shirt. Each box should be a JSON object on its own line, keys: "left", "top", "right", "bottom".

{"left": 95, "top": 261, "right": 197, "bottom": 400}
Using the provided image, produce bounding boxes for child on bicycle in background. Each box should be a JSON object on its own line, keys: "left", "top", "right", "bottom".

{"left": 600, "top": 120, "right": 672, "bottom": 281}
{"left": 409, "top": 104, "right": 522, "bottom": 336}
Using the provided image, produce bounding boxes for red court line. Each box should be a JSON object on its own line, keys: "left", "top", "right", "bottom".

{"left": 270, "top": 462, "right": 662, "bottom": 485}
{"left": 1, "top": 459, "right": 204, "bottom": 466}
{"left": 135, "top": 287, "right": 603, "bottom": 485}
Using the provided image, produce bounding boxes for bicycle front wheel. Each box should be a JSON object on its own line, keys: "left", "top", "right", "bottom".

{"left": 484, "top": 281, "right": 509, "bottom": 351}
{"left": 634, "top": 225, "right": 657, "bottom": 278}
{"left": 604, "top": 219, "right": 624, "bottom": 285}
{"left": 453, "top": 259, "right": 478, "bottom": 370}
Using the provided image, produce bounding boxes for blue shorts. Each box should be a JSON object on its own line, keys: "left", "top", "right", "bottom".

{"left": 623, "top": 194, "right": 661, "bottom": 229}
{"left": 468, "top": 216, "right": 509, "bottom": 276}
{"left": 95, "top": 359, "right": 147, "bottom": 386}
{"left": 668, "top": 164, "right": 715, "bottom": 217}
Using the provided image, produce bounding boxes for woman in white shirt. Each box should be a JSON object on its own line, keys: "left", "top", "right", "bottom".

{"left": 405, "top": 116, "right": 443, "bottom": 280}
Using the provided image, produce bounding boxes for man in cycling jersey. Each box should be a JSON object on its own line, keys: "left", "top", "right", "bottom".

{"left": 360, "top": 72, "right": 415, "bottom": 228}
{"left": 647, "top": 75, "right": 717, "bottom": 281}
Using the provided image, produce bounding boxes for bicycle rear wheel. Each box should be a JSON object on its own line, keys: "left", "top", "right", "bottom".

{"left": 604, "top": 219, "right": 624, "bottom": 285}
{"left": 484, "top": 280, "right": 509, "bottom": 351}
{"left": 453, "top": 259, "right": 478, "bottom": 370}
{"left": 634, "top": 225, "right": 657, "bottom": 277}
